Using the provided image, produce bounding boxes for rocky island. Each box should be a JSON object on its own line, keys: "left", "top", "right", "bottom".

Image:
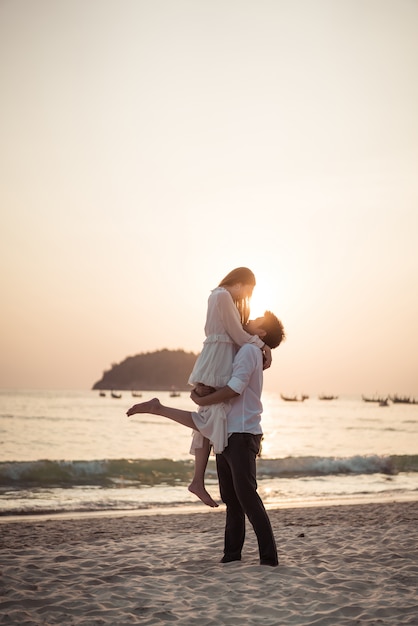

{"left": 92, "top": 349, "right": 198, "bottom": 391}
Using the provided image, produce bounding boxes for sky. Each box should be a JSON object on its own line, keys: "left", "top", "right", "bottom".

{"left": 1, "top": 0, "right": 417, "bottom": 396}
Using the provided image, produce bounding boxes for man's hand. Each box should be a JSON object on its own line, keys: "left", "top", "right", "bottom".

{"left": 191, "top": 385, "right": 239, "bottom": 407}
{"left": 190, "top": 389, "right": 204, "bottom": 405}
{"left": 190, "top": 384, "right": 216, "bottom": 406}
{"left": 194, "top": 383, "right": 216, "bottom": 397}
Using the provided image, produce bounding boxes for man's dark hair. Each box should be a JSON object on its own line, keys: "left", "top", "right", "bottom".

{"left": 261, "top": 311, "right": 285, "bottom": 349}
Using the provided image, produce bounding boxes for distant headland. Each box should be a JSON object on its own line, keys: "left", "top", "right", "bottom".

{"left": 92, "top": 349, "right": 198, "bottom": 391}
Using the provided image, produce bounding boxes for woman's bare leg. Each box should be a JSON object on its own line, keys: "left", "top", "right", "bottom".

{"left": 127, "top": 398, "right": 218, "bottom": 507}
{"left": 127, "top": 398, "right": 195, "bottom": 428}
{"left": 188, "top": 437, "right": 218, "bottom": 507}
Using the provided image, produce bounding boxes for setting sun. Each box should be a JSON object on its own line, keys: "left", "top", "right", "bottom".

{"left": 250, "top": 275, "right": 277, "bottom": 318}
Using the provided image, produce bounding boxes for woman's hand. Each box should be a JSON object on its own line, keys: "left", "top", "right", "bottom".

{"left": 262, "top": 345, "right": 272, "bottom": 370}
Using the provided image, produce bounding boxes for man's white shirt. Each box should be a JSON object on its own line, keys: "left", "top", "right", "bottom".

{"left": 226, "top": 343, "right": 264, "bottom": 436}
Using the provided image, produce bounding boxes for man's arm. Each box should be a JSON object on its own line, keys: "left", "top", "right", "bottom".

{"left": 190, "top": 385, "right": 239, "bottom": 407}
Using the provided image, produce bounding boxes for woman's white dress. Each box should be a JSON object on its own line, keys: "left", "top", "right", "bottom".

{"left": 189, "top": 287, "right": 264, "bottom": 454}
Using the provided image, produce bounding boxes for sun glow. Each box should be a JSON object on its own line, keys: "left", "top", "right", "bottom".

{"left": 250, "top": 276, "right": 275, "bottom": 318}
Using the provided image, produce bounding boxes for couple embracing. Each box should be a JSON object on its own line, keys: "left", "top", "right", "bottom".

{"left": 128, "top": 267, "right": 285, "bottom": 567}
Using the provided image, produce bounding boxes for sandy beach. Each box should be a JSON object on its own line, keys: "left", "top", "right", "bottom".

{"left": 1, "top": 500, "right": 417, "bottom": 625}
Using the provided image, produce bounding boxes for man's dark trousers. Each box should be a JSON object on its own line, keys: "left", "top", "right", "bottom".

{"left": 216, "top": 432, "right": 278, "bottom": 566}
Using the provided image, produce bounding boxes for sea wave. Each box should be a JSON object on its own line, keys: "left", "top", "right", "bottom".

{"left": 1, "top": 454, "right": 417, "bottom": 488}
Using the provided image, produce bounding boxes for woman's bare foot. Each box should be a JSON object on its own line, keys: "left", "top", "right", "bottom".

{"left": 126, "top": 398, "right": 161, "bottom": 417}
{"left": 188, "top": 480, "right": 219, "bottom": 508}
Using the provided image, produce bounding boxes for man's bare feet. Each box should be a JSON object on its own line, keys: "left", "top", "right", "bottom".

{"left": 188, "top": 481, "right": 219, "bottom": 508}
{"left": 126, "top": 398, "right": 161, "bottom": 417}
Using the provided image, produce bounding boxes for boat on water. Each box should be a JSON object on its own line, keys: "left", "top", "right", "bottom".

{"left": 131, "top": 391, "right": 142, "bottom": 397}
{"left": 362, "top": 395, "right": 389, "bottom": 404}
{"left": 318, "top": 395, "right": 339, "bottom": 400}
{"left": 280, "top": 393, "right": 307, "bottom": 402}
{"left": 111, "top": 391, "right": 122, "bottom": 399}
{"left": 390, "top": 394, "right": 418, "bottom": 405}
{"left": 169, "top": 386, "right": 181, "bottom": 397}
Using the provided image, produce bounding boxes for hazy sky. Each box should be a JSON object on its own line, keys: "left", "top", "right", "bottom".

{"left": 1, "top": 0, "right": 417, "bottom": 395}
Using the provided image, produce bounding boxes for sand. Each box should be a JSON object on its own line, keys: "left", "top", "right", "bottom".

{"left": 1, "top": 500, "right": 417, "bottom": 625}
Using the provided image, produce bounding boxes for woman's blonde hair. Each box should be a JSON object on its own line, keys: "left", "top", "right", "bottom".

{"left": 218, "top": 267, "right": 256, "bottom": 325}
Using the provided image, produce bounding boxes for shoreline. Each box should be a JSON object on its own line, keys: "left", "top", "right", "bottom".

{"left": 1, "top": 491, "right": 417, "bottom": 524}
{"left": 1, "top": 500, "right": 417, "bottom": 625}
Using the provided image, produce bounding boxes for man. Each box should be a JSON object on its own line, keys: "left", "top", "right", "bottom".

{"left": 127, "top": 310, "right": 285, "bottom": 567}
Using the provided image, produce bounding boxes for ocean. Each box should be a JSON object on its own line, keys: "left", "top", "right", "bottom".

{"left": 0, "top": 389, "right": 417, "bottom": 517}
